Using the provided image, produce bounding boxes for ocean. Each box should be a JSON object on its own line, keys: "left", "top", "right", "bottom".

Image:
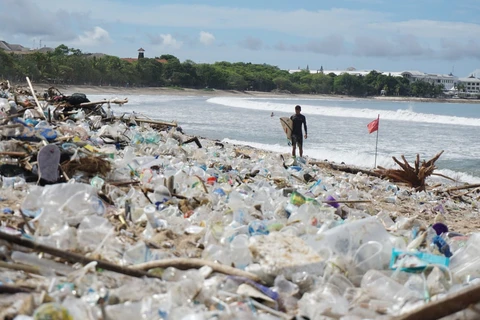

{"left": 92, "top": 94, "right": 480, "bottom": 184}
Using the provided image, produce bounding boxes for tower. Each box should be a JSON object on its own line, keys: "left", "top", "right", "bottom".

{"left": 138, "top": 48, "right": 145, "bottom": 59}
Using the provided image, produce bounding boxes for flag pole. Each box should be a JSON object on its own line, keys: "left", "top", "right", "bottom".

{"left": 374, "top": 114, "right": 380, "bottom": 168}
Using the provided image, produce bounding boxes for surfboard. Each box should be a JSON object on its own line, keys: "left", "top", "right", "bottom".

{"left": 280, "top": 117, "right": 293, "bottom": 141}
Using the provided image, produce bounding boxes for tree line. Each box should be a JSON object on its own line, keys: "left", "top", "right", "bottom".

{"left": 0, "top": 44, "right": 445, "bottom": 97}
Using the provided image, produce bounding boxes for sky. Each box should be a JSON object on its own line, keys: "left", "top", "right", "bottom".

{"left": 1, "top": 0, "right": 480, "bottom": 77}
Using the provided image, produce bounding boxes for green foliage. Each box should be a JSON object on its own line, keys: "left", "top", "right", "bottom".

{"left": 0, "top": 45, "right": 449, "bottom": 97}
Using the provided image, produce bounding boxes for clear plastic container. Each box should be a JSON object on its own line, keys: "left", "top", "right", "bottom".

{"left": 229, "top": 234, "right": 252, "bottom": 269}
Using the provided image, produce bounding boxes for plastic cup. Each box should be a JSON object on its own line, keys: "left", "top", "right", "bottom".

{"left": 354, "top": 241, "right": 384, "bottom": 273}
{"left": 350, "top": 241, "right": 384, "bottom": 286}
{"left": 325, "top": 195, "right": 339, "bottom": 208}
{"left": 229, "top": 234, "right": 252, "bottom": 269}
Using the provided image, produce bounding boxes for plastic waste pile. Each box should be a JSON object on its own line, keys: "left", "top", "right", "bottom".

{"left": 1, "top": 80, "right": 480, "bottom": 320}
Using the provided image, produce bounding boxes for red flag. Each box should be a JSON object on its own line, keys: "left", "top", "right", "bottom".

{"left": 367, "top": 117, "right": 379, "bottom": 134}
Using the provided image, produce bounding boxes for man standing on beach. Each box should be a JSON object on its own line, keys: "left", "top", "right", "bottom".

{"left": 290, "top": 105, "right": 307, "bottom": 158}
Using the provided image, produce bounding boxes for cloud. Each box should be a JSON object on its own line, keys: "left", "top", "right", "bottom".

{"left": 369, "top": 20, "right": 480, "bottom": 40}
{"left": 149, "top": 34, "right": 183, "bottom": 49}
{"left": 0, "top": 0, "right": 88, "bottom": 41}
{"left": 440, "top": 39, "right": 480, "bottom": 60}
{"left": 7, "top": 2, "right": 480, "bottom": 44}
{"left": 353, "top": 34, "right": 433, "bottom": 58}
{"left": 199, "top": 31, "right": 215, "bottom": 45}
{"left": 304, "top": 35, "right": 346, "bottom": 55}
{"left": 24, "top": 2, "right": 389, "bottom": 39}
{"left": 122, "top": 35, "right": 137, "bottom": 43}
{"left": 74, "top": 27, "right": 112, "bottom": 47}
{"left": 352, "top": 34, "right": 480, "bottom": 61}
{"left": 274, "top": 35, "right": 345, "bottom": 55}
{"left": 4, "top": 0, "right": 480, "bottom": 67}
{"left": 6, "top": 2, "right": 480, "bottom": 46}
{"left": 239, "top": 36, "right": 263, "bottom": 51}
{"left": 345, "top": 0, "right": 385, "bottom": 4}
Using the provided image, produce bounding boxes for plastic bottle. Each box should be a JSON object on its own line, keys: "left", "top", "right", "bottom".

{"left": 433, "top": 235, "right": 453, "bottom": 257}
{"left": 248, "top": 220, "right": 269, "bottom": 236}
{"left": 90, "top": 176, "right": 105, "bottom": 190}
{"left": 144, "top": 204, "right": 158, "bottom": 228}
{"left": 229, "top": 234, "right": 252, "bottom": 269}
{"left": 33, "top": 303, "right": 73, "bottom": 320}
{"left": 106, "top": 104, "right": 112, "bottom": 118}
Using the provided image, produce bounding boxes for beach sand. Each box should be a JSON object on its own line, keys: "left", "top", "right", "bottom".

{"left": 24, "top": 82, "right": 479, "bottom": 235}
{"left": 29, "top": 83, "right": 480, "bottom": 104}
{"left": 15, "top": 82, "right": 480, "bottom": 235}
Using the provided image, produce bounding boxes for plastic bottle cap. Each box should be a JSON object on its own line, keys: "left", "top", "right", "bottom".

{"left": 143, "top": 205, "right": 156, "bottom": 214}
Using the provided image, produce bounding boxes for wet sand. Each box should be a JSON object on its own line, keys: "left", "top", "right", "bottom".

{"left": 30, "top": 83, "right": 480, "bottom": 104}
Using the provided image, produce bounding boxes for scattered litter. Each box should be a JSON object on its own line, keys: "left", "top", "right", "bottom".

{"left": 0, "top": 78, "right": 479, "bottom": 319}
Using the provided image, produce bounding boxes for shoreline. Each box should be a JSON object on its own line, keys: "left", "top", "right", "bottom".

{"left": 28, "top": 83, "right": 480, "bottom": 104}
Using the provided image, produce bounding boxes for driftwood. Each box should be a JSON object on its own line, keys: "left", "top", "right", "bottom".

{"left": 395, "top": 282, "right": 480, "bottom": 320}
{"left": 0, "top": 260, "right": 41, "bottom": 275}
{"left": 0, "top": 284, "right": 34, "bottom": 294}
{"left": 134, "top": 118, "right": 178, "bottom": 127}
{"left": 79, "top": 98, "right": 128, "bottom": 108}
{"left": 0, "top": 231, "right": 263, "bottom": 283}
{"left": 0, "top": 231, "right": 161, "bottom": 280}
{"left": 26, "top": 77, "right": 46, "bottom": 120}
{"left": 107, "top": 180, "right": 140, "bottom": 187}
{"left": 445, "top": 183, "right": 480, "bottom": 193}
{"left": 309, "top": 160, "right": 381, "bottom": 178}
{"left": 183, "top": 136, "right": 202, "bottom": 148}
{"left": 130, "top": 258, "right": 262, "bottom": 283}
{"left": 375, "top": 151, "right": 444, "bottom": 191}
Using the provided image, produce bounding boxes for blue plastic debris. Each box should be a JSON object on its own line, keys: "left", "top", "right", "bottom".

{"left": 432, "top": 235, "right": 453, "bottom": 258}
{"left": 390, "top": 248, "right": 450, "bottom": 272}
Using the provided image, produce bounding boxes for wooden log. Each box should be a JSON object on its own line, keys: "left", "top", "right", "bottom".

{"left": 309, "top": 161, "right": 381, "bottom": 178}
{"left": 0, "top": 261, "right": 41, "bottom": 274}
{"left": 79, "top": 98, "right": 128, "bottom": 108}
{"left": 395, "top": 282, "right": 480, "bottom": 320}
{"left": 0, "top": 284, "right": 34, "bottom": 294}
{"left": 0, "top": 231, "right": 161, "bottom": 280}
{"left": 107, "top": 180, "right": 140, "bottom": 186}
{"left": 445, "top": 183, "right": 480, "bottom": 192}
{"left": 130, "top": 258, "right": 262, "bottom": 283}
{"left": 134, "top": 118, "right": 178, "bottom": 127}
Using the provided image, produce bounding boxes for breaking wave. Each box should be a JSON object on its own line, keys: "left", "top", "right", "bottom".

{"left": 208, "top": 97, "right": 480, "bottom": 127}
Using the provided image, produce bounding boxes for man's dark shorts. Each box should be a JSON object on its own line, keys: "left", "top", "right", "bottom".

{"left": 291, "top": 134, "right": 303, "bottom": 148}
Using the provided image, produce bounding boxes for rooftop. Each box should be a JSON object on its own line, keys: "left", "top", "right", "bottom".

{"left": 289, "top": 68, "right": 462, "bottom": 79}
{"left": 0, "top": 40, "right": 29, "bottom": 52}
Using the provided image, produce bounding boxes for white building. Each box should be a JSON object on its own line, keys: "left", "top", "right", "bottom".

{"left": 457, "top": 76, "right": 480, "bottom": 93}
{"left": 468, "top": 69, "right": 480, "bottom": 78}
{"left": 400, "top": 71, "right": 457, "bottom": 90}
